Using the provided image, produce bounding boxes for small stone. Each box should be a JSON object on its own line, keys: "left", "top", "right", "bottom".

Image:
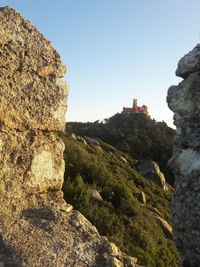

{"left": 69, "top": 133, "right": 77, "bottom": 140}
{"left": 85, "top": 137, "right": 100, "bottom": 146}
{"left": 151, "top": 213, "right": 173, "bottom": 240}
{"left": 65, "top": 204, "right": 73, "bottom": 213}
{"left": 134, "top": 191, "right": 146, "bottom": 205}
{"left": 123, "top": 254, "right": 137, "bottom": 267}
{"left": 106, "top": 256, "right": 124, "bottom": 267}
{"left": 91, "top": 189, "right": 103, "bottom": 202}
{"left": 120, "top": 156, "right": 128, "bottom": 163}
{"left": 77, "top": 136, "right": 87, "bottom": 145}
{"left": 107, "top": 242, "right": 120, "bottom": 258}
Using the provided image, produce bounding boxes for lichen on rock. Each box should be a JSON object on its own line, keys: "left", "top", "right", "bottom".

{"left": 167, "top": 43, "right": 200, "bottom": 266}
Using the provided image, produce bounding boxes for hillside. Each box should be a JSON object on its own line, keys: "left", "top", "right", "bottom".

{"left": 61, "top": 133, "right": 178, "bottom": 267}
{"left": 67, "top": 113, "right": 175, "bottom": 185}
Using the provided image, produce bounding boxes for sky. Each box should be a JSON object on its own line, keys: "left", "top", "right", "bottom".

{"left": 1, "top": 1, "right": 200, "bottom": 128}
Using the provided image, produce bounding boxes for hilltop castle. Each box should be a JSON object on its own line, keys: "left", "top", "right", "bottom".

{"left": 122, "top": 99, "right": 149, "bottom": 116}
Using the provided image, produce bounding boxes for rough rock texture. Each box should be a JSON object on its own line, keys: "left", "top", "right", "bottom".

{"left": 0, "top": 6, "right": 67, "bottom": 131}
{"left": 167, "top": 44, "right": 200, "bottom": 266}
{"left": 176, "top": 44, "right": 200, "bottom": 78}
{"left": 136, "top": 161, "right": 168, "bottom": 191}
{"left": 0, "top": 7, "right": 143, "bottom": 267}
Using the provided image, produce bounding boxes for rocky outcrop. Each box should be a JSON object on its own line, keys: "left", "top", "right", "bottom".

{"left": 0, "top": 7, "right": 67, "bottom": 131}
{"left": 167, "top": 44, "right": 200, "bottom": 266}
{"left": 0, "top": 7, "right": 143, "bottom": 267}
{"left": 136, "top": 161, "right": 168, "bottom": 190}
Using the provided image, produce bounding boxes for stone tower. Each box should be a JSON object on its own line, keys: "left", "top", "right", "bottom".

{"left": 133, "top": 99, "right": 138, "bottom": 108}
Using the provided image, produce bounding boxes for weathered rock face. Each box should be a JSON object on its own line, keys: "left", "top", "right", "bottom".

{"left": 0, "top": 127, "right": 65, "bottom": 198}
{"left": 0, "top": 7, "right": 143, "bottom": 267}
{"left": 167, "top": 44, "right": 200, "bottom": 266}
{"left": 136, "top": 161, "right": 168, "bottom": 191}
{"left": 0, "top": 6, "right": 67, "bottom": 131}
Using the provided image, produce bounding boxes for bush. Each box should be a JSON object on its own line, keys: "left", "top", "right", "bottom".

{"left": 61, "top": 136, "right": 178, "bottom": 266}
{"left": 63, "top": 175, "right": 90, "bottom": 208}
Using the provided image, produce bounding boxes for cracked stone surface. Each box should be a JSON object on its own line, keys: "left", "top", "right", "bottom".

{"left": 0, "top": 6, "right": 143, "bottom": 267}
{"left": 167, "top": 44, "right": 200, "bottom": 267}
{"left": 0, "top": 6, "right": 67, "bottom": 131}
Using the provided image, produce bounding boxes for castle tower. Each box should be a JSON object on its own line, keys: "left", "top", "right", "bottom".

{"left": 122, "top": 99, "right": 150, "bottom": 116}
{"left": 133, "top": 99, "right": 138, "bottom": 108}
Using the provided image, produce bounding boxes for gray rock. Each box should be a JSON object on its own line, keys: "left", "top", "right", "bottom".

{"left": 137, "top": 161, "right": 168, "bottom": 190}
{"left": 134, "top": 191, "right": 146, "bottom": 205}
{"left": 167, "top": 44, "right": 200, "bottom": 266}
{"left": 120, "top": 156, "right": 128, "bottom": 163}
{"left": 70, "top": 133, "right": 77, "bottom": 140}
{"left": 91, "top": 189, "right": 103, "bottom": 202}
{"left": 107, "top": 242, "right": 121, "bottom": 258}
{"left": 106, "top": 256, "right": 123, "bottom": 267}
{"left": 85, "top": 137, "right": 100, "bottom": 146}
{"left": 176, "top": 44, "right": 200, "bottom": 78}
{"left": 151, "top": 213, "right": 173, "bottom": 240}
{"left": 122, "top": 253, "right": 137, "bottom": 267}
{"left": 77, "top": 136, "right": 87, "bottom": 145}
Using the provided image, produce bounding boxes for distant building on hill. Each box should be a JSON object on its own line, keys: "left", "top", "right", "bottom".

{"left": 122, "top": 99, "right": 149, "bottom": 116}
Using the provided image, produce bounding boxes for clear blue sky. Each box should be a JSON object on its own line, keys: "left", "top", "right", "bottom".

{"left": 1, "top": 0, "right": 200, "bottom": 128}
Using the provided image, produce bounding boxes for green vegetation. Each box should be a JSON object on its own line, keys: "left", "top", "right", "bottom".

{"left": 61, "top": 132, "right": 178, "bottom": 267}
{"left": 68, "top": 113, "right": 175, "bottom": 185}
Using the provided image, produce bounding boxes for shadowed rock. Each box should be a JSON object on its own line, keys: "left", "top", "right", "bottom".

{"left": 136, "top": 160, "right": 168, "bottom": 191}
{"left": 167, "top": 44, "right": 200, "bottom": 266}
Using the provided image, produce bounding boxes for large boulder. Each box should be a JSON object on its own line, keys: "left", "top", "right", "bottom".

{"left": 0, "top": 6, "right": 67, "bottom": 131}
{"left": 136, "top": 161, "right": 168, "bottom": 190}
{"left": 167, "top": 44, "right": 200, "bottom": 266}
{"left": 176, "top": 44, "right": 200, "bottom": 78}
{"left": 0, "top": 7, "right": 143, "bottom": 267}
